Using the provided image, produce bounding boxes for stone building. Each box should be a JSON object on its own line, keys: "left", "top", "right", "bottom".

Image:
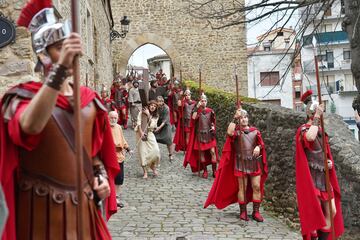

{"left": 300, "top": 0, "right": 359, "bottom": 140}
{"left": 147, "top": 54, "right": 172, "bottom": 79}
{"left": 111, "top": 0, "right": 247, "bottom": 95}
{"left": 247, "top": 28, "right": 301, "bottom": 109}
{"left": 0, "top": 0, "right": 114, "bottom": 96}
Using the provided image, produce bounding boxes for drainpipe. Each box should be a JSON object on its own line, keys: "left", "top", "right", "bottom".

{"left": 253, "top": 59, "right": 256, "bottom": 98}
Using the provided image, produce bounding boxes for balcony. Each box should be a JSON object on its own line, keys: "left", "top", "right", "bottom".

{"left": 303, "top": 31, "right": 349, "bottom": 47}
{"left": 303, "top": 60, "right": 335, "bottom": 73}
{"left": 307, "top": 84, "right": 335, "bottom": 96}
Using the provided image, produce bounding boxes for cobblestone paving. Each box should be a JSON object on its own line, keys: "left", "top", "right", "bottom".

{"left": 108, "top": 128, "right": 301, "bottom": 240}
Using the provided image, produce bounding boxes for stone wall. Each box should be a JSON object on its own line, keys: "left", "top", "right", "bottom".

{"left": 111, "top": 0, "right": 248, "bottom": 96}
{"left": 0, "top": 0, "right": 113, "bottom": 96}
{"left": 243, "top": 102, "right": 360, "bottom": 236}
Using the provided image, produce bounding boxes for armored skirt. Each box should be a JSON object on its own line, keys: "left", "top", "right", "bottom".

{"left": 135, "top": 112, "right": 161, "bottom": 168}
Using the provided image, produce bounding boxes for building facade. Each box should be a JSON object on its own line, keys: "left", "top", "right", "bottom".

{"left": 248, "top": 28, "right": 301, "bottom": 109}
{"left": 300, "top": 0, "right": 358, "bottom": 140}
{"left": 147, "top": 54, "right": 172, "bottom": 79}
{"left": 0, "top": 0, "right": 114, "bottom": 96}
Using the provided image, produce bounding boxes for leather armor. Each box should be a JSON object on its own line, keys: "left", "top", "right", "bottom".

{"left": 234, "top": 130, "right": 259, "bottom": 173}
{"left": 16, "top": 101, "right": 102, "bottom": 240}
{"left": 303, "top": 128, "right": 327, "bottom": 192}
{"left": 198, "top": 110, "right": 214, "bottom": 143}
{"left": 184, "top": 101, "right": 195, "bottom": 128}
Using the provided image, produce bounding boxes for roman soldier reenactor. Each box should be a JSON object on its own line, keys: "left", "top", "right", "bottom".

{"left": 167, "top": 79, "right": 182, "bottom": 125}
{"left": 111, "top": 79, "right": 129, "bottom": 129}
{"left": 173, "top": 89, "right": 196, "bottom": 152}
{"left": 100, "top": 86, "right": 114, "bottom": 112}
{"left": 0, "top": 1, "right": 119, "bottom": 239}
{"left": 204, "top": 108, "right": 268, "bottom": 222}
{"left": 295, "top": 90, "right": 344, "bottom": 240}
{"left": 183, "top": 93, "right": 218, "bottom": 178}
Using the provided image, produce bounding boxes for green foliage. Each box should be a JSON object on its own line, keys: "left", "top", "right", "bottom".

{"left": 184, "top": 80, "right": 258, "bottom": 150}
{"left": 330, "top": 101, "right": 336, "bottom": 114}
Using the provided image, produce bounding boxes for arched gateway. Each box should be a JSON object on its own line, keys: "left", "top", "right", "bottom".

{"left": 111, "top": 1, "right": 247, "bottom": 95}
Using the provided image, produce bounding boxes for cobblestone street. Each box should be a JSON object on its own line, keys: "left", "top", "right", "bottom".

{"left": 108, "top": 128, "right": 302, "bottom": 240}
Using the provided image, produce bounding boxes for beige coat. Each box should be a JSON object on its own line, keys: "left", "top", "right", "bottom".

{"left": 111, "top": 124, "right": 129, "bottom": 163}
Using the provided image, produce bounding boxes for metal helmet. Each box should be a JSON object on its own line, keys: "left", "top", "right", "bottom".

{"left": 301, "top": 90, "right": 318, "bottom": 117}
{"left": 17, "top": 1, "right": 71, "bottom": 55}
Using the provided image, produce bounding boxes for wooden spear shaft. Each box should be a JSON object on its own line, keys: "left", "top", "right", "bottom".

{"left": 314, "top": 54, "right": 336, "bottom": 240}
{"left": 198, "top": 65, "right": 202, "bottom": 177}
{"left": 234, "top": 65, "right": 246, "bottom": 211}
{"left": 71, "top": 1, "right": 84, "bottom": 239}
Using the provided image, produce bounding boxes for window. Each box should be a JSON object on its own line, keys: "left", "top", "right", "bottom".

{"left": 277, "top": 31, "right": 284, "bottom": 37}
{"left": 341, "top": 0, "right": 345, "bottom": 14}
{"left": 295, "top": 91, "right": 301, "bottom": 99}
{"left": 263, "top": 41, "right": 272, "bottom": 51}
{"left": 326, "top": 51, "right": 334, "bottom": 68}
{"left": 343, "top": 49, "right": 351, "bottom": 60}
{"left": 324, "top": 7, "right": 332, "bottom": 16}
{"left": 321, "top": 24, "right": 332, "bottom": 32}
{"left": 295, "top": 103, "right": 303, "bottom": 112}
{"left": 260, "top": 72, "right": 280, "bottom": 86}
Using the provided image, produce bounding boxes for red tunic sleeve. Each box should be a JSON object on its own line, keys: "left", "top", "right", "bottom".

{"left": 7, "top": 100, "right": 41, "bottom": 151}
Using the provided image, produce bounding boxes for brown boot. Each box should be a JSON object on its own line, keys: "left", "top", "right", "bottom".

{"left": 239, "top": 202, "right": 249, "bottom": 221}
{"left": 252, "top": 201, "right": 264, "bottom": 222}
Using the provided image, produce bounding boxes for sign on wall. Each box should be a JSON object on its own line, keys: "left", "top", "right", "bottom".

{"left": 0, "top": 13, "right": 16, "bottom": 48}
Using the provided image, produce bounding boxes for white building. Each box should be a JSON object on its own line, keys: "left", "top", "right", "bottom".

{"left": 147, "top": 54, "right": 172, "bottom": 79}
{"left": 248, "top": 28, "right": 301, "bottom": 109}
{"left": 300, "top": 0, "right": 358, "bottom": 140}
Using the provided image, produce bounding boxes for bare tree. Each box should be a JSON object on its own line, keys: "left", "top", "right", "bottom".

{"left": 184, "top": 0, "right": 360, "bottom": 100}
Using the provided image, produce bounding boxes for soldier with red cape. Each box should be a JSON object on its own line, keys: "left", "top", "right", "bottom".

{"left": 111, "top": 79, "right": 129, "bottom": 129}
{"left": 295, "top": 90, "right": 344, "bottom": 240}
{"left": 0, "top": 1, "right": 119, "bottom": 239}
{"left": 100, "top": 86, "right": 114, "bottom": 112}
{"left": 183, "top": 93, "right": 218, "bottom": 178}
{"left": 167, "top": 78, "right": 182, "bottom": 125}
{"left": 173, "top": 89, "right": 196, "bottom": 152}
{"left": 204, "top": 108, "right": 268, "bottom": 222}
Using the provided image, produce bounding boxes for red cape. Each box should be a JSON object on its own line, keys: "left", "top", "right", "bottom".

{"left": 183, "top": 108, "right": 218, "bottom": 172}
{"left": 167, "top": 89, "right": 181, "bottom": 125}
{"left": 0, "top": 81, "right": 120, "bottom": 240}
{"left": 204, "top": 127, "right": 268, "bottom": 209}
{"left": 295, "top": 125, "right": 344, "bottom": 239}
{"left": 173, "top": 99, "right": 196, "bottom": 152}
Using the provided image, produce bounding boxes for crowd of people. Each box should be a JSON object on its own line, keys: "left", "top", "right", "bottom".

{"left": 0, "top": 1, "right": 353, "bottom": 239}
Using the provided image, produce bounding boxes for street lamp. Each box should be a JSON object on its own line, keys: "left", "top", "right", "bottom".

{"left": 110, "top": 16, "right": 130, "bottom": 42}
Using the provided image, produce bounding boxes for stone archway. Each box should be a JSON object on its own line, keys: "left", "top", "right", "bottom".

{"left": 116, "top": 33, "right": 181, "bottom": 76}
{"left": 111, "top": 1, "right": 247, "bottom": 95}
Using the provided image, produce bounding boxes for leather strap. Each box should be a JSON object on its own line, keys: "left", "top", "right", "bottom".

{"left": 52, "top": 106, "right": 95, "bottom": 185}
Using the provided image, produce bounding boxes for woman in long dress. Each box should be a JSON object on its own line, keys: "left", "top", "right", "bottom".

{"left": 135, "top": 100, "right": 161, "bottom": 178}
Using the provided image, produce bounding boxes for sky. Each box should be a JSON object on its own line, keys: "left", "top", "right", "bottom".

{"left": 128, "top": 1, "right": 299, "bottom": 68}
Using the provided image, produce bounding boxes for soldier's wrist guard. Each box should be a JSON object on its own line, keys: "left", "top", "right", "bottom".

{"left": 45, "top": 64, "right": 68, "bottom": 91}
{"left": 313, "top": 117, "right": 320, "bottom": 126}
{"left": 93, "top": 164, "right": 108, "bottom": 180}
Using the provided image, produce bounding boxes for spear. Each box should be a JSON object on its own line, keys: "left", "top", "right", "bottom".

{"left": 312, "top": 36, "right": 336, "bottom": 240}
{"left": 71, "top": 1, "right": 84, "bottom": 239}
{"left": 234, "top": 65, "right": 241, "bottom": 108}
{"left": 198, "top": 64, "right": 202, "bottom": 177}
{"left": 180, "top": 62, "right": 183, "bottom": 82}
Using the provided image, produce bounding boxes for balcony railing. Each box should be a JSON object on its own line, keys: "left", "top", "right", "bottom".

{"left": 303, "top": 60, "right": 335, "bottom": 73}
{"left": 307, "top": 84, "right": 335, "bottom": 95}
{"left": 303, "top": 31, "right": 349, "bottom": 47}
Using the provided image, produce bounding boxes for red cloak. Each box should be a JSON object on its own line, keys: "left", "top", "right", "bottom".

{"left": 0, "top": 81, "right": 120, "bottom": 240}
{"left": 183, "top": 107, "right": 218, "bottom": 172}
{"left": 173, "top": 99, "right": 196, "bottom": 152}
{"left": 204, "top": 127, "right": 268, "bottom": 209}
{"left": 295, "top": 125, "right": 344, "bottom": 239}
{"left": 167, "top": 88, "right": 181, "bottom": 125}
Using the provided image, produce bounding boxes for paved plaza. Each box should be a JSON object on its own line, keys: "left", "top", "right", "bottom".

{"left": 108, "top": 128, "right": 301, "bottom": 240}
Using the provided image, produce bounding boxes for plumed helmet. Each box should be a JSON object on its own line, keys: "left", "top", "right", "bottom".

{"left": 200, "top": 93, "right": 207, "bottom": 101}
{"left": 239, "top": 108, "right": 248, "bottom": 117}
{"left": 184, "top": 89, "right": 191, "bottom": 95}
{"left": 17, "top": 0, "right": 71, "bottom": 55}
{"left": 301, "top": 90, "right": 318, "bottom": 117}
